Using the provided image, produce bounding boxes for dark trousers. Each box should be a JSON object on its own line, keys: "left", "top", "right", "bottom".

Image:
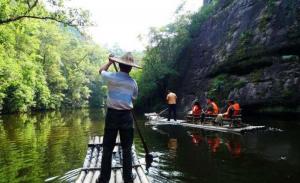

{"left": 98, "top": 108, "right": 134, "bottom": 183}
{"left": 168, "top": 104, "right": 177, "bottom": 121}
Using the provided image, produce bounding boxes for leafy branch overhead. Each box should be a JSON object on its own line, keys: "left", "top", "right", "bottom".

{"left": 0, "top": 0, "right": 92, "bottom": 28}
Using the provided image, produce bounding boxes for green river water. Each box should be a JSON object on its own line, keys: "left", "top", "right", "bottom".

{"left": 0, "top": 109, "right": 300, "bottom": 183}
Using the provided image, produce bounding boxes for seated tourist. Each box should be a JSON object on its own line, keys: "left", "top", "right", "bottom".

{"left": 192, "top": 100, "right": 202, "bottom": 117}
{"left": 215, "top": 100, "right": 241, "bottom": 125}
{"left": 205, "top": 98, "right": 219, "bottom": 115}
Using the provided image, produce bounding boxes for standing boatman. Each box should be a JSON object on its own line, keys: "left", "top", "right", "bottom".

{"left": 97, "top": 53, "right": 141, "bottom": 183}
{"left": 166, "top": 90, "right": 177, "bottom": 121}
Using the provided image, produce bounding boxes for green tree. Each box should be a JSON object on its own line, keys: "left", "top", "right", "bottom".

{"left": 136, "top": 1, "right": 219, "bottom": 110}
{"left": 0, "top": 1, "right": 108, "bottom": 113}
{"left": 0, "top": 0, "right": 92, "bottom": 28}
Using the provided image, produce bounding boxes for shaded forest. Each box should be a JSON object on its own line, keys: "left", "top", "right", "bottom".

{"left": 0, "top": 0, "right": 108, "bottom": 113}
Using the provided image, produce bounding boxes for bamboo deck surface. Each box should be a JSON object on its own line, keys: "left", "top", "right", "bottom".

{"left": 145, "top": 115, "right": 265, "bottom": 134}
{"left": 75, "top": 136, "right": 150, "bottom": 183}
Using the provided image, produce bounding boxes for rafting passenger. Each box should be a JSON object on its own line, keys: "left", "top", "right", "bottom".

{"left": 192, "top": 100, "right": 202, "bottom": 116}
{"left": 187, "top": 100, "right": 202, "bottom": 123}
{"left": 215, "top": 100, "right": 241, "bottom": 126}
{"left": 205, "top": 98, "right": 219, "bottom": 115}
{"left": 199, "top": 98, "right": 219, "bottom": 123}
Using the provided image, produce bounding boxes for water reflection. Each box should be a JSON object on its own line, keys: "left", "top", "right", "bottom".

{"left": 207, "top": 134, "right": 221, "bottom": 153}
{"left": 187, "top": 130, "right": 242, "bottom": 157}
{"left": 168, "top": 138, "right": 178, "bottom": 151}
{"left": 0, "top": 109, "right": 105, "bottom": 183}
{"left": 148, "top": 119, "right": 300, "bottom": 183}
{"left": 225, "top": 136, "right": 241, "bottom": 157}
{"left": 1, "top": 111, "right": 300, "bottom": 183}
{"left": 189, "top": 131, "right": 204, "bottom": 145}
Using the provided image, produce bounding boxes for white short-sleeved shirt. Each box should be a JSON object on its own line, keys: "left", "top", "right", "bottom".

{"left": 101, "top": 71, "right": 138, "bottom": 110}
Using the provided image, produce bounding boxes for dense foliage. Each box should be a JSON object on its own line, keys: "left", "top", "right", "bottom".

{"left": 0, "top": 0, "right": 221, "bottom": 113}
{"left": 0, "top": 0, "right": 108, "bottom": 113}
{"left": 136, "top": 0, "right": 219, "bottom": 110}
{"left": 0, "top": 0, "right": 91, "bottom": 27}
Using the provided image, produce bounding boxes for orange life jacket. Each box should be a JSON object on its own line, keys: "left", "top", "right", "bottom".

{"left": 232, "top": 103, "right": 240, "bottom": 116}
{"left": 225, "top": 103, "right": 241, "bottom": 118}
{"left": 192, "top": 105, "right": 201, "bottom": 116}
{"left": 211, "top": 102, "right": 219, "bottom": 115}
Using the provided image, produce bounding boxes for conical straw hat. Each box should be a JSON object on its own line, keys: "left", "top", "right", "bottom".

{"left": 109, "top": 52, "right": 142, "bottom": 69}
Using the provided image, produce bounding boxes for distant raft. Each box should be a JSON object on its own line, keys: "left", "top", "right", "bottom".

{"left": 75, "top": 136, "right": 150, "bottom": 183}
{"left": 145, "top": 113, "right": 265, "bottom": 134}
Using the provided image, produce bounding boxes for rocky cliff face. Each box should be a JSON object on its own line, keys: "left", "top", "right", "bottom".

{"left": 178, "top": 0, "right": 300, "bottom": 113}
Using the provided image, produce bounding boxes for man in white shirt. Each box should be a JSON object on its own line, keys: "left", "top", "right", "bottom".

{"left": 97, "top": 53, "right": 141, "bottom": 183}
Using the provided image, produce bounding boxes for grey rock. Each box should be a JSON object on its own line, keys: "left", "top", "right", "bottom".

{"left": 176, "top": 0, "right": 300, "bottom": 113}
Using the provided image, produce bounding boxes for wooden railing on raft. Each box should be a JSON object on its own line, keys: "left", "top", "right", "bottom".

{"left": 75, "top": 136, "right": 150, "bottom": 183}
{"left": 186, "top": 111, "right": 243, "bottom": 124}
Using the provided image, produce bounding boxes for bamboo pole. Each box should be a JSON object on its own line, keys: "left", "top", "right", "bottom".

{"left": 116, "top": 134, "right": 120, "bottom": 143}
{"left": 78, "top": 136, "right": 149, "bottom": 183}
{"left": 113, "top": 144, "right": 119, "bottom": 154}
{"left": 131, "top": 146, "right": 140, "bottom": 166}
{"left": 88, "top": 136, "right": 95, "bottom": 146}
{"left": 91, "top": 136, "right": 104, "bottom": 182}
{"left": 83, "top": 146, "right": 99, "bottom": 183}
{"left": 132, "top": 146, "right": 149, "bottom": 183}
{"left": 136, "top": 166, "right": 149, "bottom": 183}
{"left": 115, "top": 169, "right": 123, "bottom": 183}
{"left": 133, "top": 168, "right": 141, "bottom": 183}
{"left": 76, "top": 138, "right": 95, "bottom": 183}
{"left": 95, "top": 136, "right": 100, "bottom": 144}
{"left": 108, "top": 170, "right": 115, "bottom": 183}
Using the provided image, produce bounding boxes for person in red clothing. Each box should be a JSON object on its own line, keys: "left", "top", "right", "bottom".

{"left": 232, "top": 102, "right": 241, "bottom": 116}
{"left": 205, "top": 98, "right": 219, "bottom": 115}
{"left": 222, "top": 100, "right": 241, "bottom": 118}
{"left": 192, "top": 100, "right": 202, "bottom": 117}
{"left": 215, "top": 100, "right": 241, "bottom": 125}
{"left": 199, "top": 98, "right": 219, "bottom": 124}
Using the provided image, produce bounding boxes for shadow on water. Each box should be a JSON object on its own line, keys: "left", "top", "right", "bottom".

{"left": 0, "top": 110, "right": 300, "bottom": 183}
{"left": 137, "top": 114, "right": 300, "bottom": 183}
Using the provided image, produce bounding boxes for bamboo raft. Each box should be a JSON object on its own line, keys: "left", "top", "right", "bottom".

{"left": 145, "top": 113, "right": 265, "bottom": 134}
{"left": 75, "top": 136, "right": 150, "bottom": 183}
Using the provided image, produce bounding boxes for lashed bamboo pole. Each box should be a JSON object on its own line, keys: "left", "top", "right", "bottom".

{"left": 83, "top": 141, "right": 100, "bottom": 183}
{"left": 108, "top": 170, "right": 115, "bottom": 183}
{"left": 136, "top": 166, "right": 148, "bottom": 183}
{"left": 115, "top": 169, "right": 123, "bottom": 182}
{"left": 91, "top": 136, "right": 103, "bottom": 182}
{"left": 133, "top": 168, "right": 142, "bottom": 183}
{"left": 78, "top": 136, "right": 149, "bottom": 183}
{"left": 76, "top": 137, "right": 95, "bottom": 183}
